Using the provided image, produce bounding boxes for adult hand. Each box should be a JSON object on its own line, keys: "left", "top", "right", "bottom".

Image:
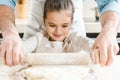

{"left": 0, "top": 6, "right": 24, "bottom": 66}
{"left": 0, "top": 32, "right": 24, "bottom": 66}
{"left": 93, "top": 30, "right": 119, "bottom": 66}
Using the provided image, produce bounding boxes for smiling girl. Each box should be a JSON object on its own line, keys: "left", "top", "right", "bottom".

{"left": 23, "top": 0, "right": 94, "bottom": 54}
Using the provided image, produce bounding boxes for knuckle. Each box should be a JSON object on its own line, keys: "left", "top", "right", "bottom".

{"left": 114, "top": 45, "right": 119, "bottom": 54}
{"left": 115, "top": 45, "right": 119, "bottom": 51}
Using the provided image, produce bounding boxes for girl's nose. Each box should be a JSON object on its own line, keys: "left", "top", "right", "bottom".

{"left": 55, "top": 27, "right": 61, "bottom": 34}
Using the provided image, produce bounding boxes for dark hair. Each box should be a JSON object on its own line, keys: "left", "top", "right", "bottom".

{"left": 43, "top": 0, "right": 74, "bottom": 21}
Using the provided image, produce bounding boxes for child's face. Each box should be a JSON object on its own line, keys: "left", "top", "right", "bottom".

{"left": 45, "top": 10, "right": 72, "bottom": 41}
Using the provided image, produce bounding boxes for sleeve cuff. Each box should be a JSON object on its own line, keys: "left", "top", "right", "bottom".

{"left": 0, "top": 0, "right": 17, "bottom": 10}
{"left": 100, "top": 1, "right": 120, "bottom": 16}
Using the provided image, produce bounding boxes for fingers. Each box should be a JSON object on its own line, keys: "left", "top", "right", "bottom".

{"left": 106, "top": 48, "right": 114, "bottom": 66}
{"left": 91, "top": 47, "right": 107, "bottom": 66}
{"left": 0, "top": 40, "right": 24, "bottom": 66}
{"left": 12, "top": 47, "right": 20, "bottom": 65}
{"left": 6, "top": 44, "right": 13, "bottom": 66}
{"left": 91, "top": 49, "right": 100, "bottom": 64}
{"left": 99, "top": 45, "right": 108, "bottom": 66}
{"left": 20, "top": 52, "right": 25, "bottom": 65}
{"left": 94, "top": 49, "right": 99, "bottom": 64}
{"left": 2, "top": 47, "right": 23, "bottom": 66}
{"left": 19, "top": 44, "right": 25, "bottom": 65}
{"left": 92, "top": 45, "right": 118, "bottom": 66}
{"left": 0, "top": 45, "right": 6, "bottom": 64}
{"left": 114, "top": 43, "right": 119, "bottom": 55}
{"left": 90, "top": 50, "right": 95, "bottom": 63}
{"left": 91, "top": 46, "right": 111, "bottom": 66}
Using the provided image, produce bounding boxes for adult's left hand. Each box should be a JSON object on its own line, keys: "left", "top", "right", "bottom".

{"left": 93, "top": 30, "right": 119, "bottom": 66}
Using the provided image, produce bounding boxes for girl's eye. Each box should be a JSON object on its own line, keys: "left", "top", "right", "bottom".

{"left": 62, "top": 25, "right": 68, "bottom": 28}
{"left": 49, "top": 25, "right": 56, "bottom": 27}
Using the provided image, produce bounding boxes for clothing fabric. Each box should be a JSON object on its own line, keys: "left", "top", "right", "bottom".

{"left": 0, "top": 0, "right": 120, "bottom": 15}
{"left": 23, "top": 31, "right": 94, "bottom": 53}
{"left": 0, "top": 0, "right": 17, "bottom": 10}
{"left": 96, "top": 0, "right": 120, "bottom": 15}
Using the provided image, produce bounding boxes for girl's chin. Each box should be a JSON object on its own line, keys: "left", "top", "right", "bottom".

{"left": 53, "top": 38, "right": 64, "bottom": 42}
{"left": 54, "top": 39, "right": 63, "bottom": 42}
{"left": 49, "top": 37, "right": 64, "bottom": 41}
{"left": 49, "top": 38, "right": 62, "bottom": 41}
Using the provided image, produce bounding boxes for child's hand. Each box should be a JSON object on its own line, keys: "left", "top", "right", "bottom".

{"left": 90, "top": 49, "right": 100, "bottom": 64}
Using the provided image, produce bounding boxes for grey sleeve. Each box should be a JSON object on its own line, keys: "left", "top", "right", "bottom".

{"left": 23, "top": 0, "right": 45, "bottom": 39}
{"left": 75, "top": 36, "right": 94, "bottom": 53}
{"left": 64, "top": 33, "right": 94, "bottom": 53}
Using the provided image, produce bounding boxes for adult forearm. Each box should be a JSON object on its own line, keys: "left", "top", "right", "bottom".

{"left": 0, "top": 6, "right": 18, "bottom": 37}
{"left": 100, "top": 11, "right": 120, "bottom": 36}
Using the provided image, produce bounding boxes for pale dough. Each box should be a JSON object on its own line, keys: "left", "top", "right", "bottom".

{"left": 17, "top": 65, "right": 97, "bottom": 80}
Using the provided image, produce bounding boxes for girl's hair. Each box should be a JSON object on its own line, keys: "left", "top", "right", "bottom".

{"left": 43, "top": 0, "right": 74, "bottom": 21}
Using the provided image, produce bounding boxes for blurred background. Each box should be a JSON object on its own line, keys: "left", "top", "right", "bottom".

{"left": 15, "top": 0, "right": 99, "bottom": 21}
{"left": 15, "top": 0, "right": 29, "bottom": 19}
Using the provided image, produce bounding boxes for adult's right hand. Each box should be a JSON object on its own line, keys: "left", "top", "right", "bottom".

{"left": 0, "top": 30, "right": 24, "bottom": 66}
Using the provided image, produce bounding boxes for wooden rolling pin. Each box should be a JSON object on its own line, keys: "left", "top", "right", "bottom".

{"left": 24, "top": 53, "right": 91, "bottom": 65}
